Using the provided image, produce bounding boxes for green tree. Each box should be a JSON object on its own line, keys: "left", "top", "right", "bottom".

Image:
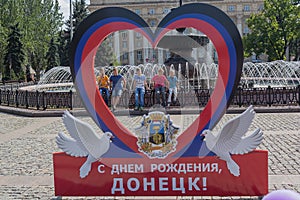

{"left": 58, "top": 30, "right": 70, "bottom": 66}
{"left": 73, "top": 0, "right": 89, "bottom": 31}
{"left": 243, "top": 0, "right": 300, "bottom": 61}
{"left": 0, "top": 0, "right": 16, "bottom": 78}
{"left": 0, "top": 0, "right": 63, "bottom": 81}
{"left": 21, "top": 0, "right": 63, "bottom": 80}
{"left": 112, "top": 55, "right": 121, "bottom": 66}
{"left": 95, "top": 38, "right": 114, "bottom": 67}
{"left": 45, "top": 38, "right": 59, "bottom": 72}
{"left": 0, "top": 24, "right": 7, "bottom": 79}
{"left": 61, "top": 0, "right": 89, "bottom": 66}
{"left": 3, "top": 23, "right": 25, "bottom": 81}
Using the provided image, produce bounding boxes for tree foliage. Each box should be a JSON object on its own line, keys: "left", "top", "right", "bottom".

{"left": 58, "top": 30, "right": 70, "bottom": 66}
{"left": 3, "top": 23, "right": 24, "bottom": 80}
{"left": 73, "top": 0, "right": 89, "bottom": 31}
{"left": 59, "top": 0, "right": 89, "bottom": 66}
{"left": 21, "top": 0, "right": 63, "bottom": 80}
{"left": 45, "top": 38, "right": 59, "bottom": 72}
{"left": 243, "top": 0, "right": 300, "bottom": 61}
{"left": 0, "top": 0, "right": 63, "bottom": 81}
{"left": 95, "top": 38, "right": 114, "bottom": 67}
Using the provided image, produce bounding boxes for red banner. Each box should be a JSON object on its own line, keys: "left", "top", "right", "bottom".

{"left": 53, "top": 150, "right": 268, "bottom": 196}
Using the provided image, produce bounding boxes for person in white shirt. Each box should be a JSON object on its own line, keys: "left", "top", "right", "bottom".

{"left": 133, "top": 67, "right": 149, "bottom": 111}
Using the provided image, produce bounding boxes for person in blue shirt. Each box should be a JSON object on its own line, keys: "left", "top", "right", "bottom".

{"left": 167, "top": 69, "right": 178, "bottom": 107}
{"left": 109, "top": 67, "right": 126, "bottom": 111}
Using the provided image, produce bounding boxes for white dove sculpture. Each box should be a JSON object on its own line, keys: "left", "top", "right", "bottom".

{"left": 56, "top": 111, "right": 113, "bottom": 178}
{"left": 201, "top": 105, "right": 263, "bottom": 177}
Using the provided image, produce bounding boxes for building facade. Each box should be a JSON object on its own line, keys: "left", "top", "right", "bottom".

{"left": 89, "top": 0, "right": 264, "bottom": 66}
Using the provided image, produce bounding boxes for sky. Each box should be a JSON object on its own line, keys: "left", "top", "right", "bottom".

{"left": 58, "top": 0, "right": 90, "bottom": 20}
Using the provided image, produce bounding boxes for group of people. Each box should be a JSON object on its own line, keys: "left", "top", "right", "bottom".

{"left": 97, "top": 67, "right": 126, "bottom": 112}
{"left": 96, "top": 67, "right": 178, "bottom": 111}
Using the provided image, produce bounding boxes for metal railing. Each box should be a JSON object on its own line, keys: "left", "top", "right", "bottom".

{"left": 0, "top": 86, "right": 299, "bottom": 110}
{"left": 232, "top": 86, "right": 300, "bottom": 107}
{"left": 0, "top": 89, "right": 73, "bottom": 110}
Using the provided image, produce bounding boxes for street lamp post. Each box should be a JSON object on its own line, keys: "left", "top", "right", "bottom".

{"left": 70, "top": 0, "right": 73, "bottom": 40}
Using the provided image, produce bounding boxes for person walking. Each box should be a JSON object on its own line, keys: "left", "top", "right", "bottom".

{"left": 109, "top": 67, "right": 126, "bottom": 111}
{"left": 133, "top": 67, "right": 149, "bottom": 111}
{"left": 97, "top": 68, "right": 110, "bottom": 106}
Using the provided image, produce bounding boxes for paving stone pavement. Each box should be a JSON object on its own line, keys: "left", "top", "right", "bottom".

{"left": 0, "top": 110, "right": 299, "bottom": 200}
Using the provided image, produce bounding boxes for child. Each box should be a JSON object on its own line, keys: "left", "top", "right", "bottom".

{"left": 167, "top": 69, "right": 178, "bottom": 107}
{"left": 97, "top": 68, "right": 110, "bottom": 106}
{"left": 133, "top": 67, "right": 149, "bottom": 111}
{"left": 151, "top": 68, "right": 169, "bottom": 107}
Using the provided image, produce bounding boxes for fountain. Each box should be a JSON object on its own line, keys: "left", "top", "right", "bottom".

{"left": 116, "top": 62, "right": 218, "bottom": 92}
{"left": 17, "top": 66, "right": 73, "bottom": 92}
{"left": 18, "top": 66, "right": 99, "bottom": 92}
{"left": 241, "top": 61, "right": 300, "bottom": 88}
{"left": 39, "top": 61, "right": 299, "bottom": 92}
{"left": 2, "top": 61, "right": 296, "bottom": 110}
{"left": 16, "top": 61, "right": 300, "bottom": 93}
{"left": 35, "top": 66, "right": 74, "bottom": 92}
{"left": 98, "top": 61, "right": 299, "bottom": 92}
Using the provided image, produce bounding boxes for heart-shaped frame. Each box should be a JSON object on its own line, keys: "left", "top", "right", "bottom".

{"left": 69, "top": 3, "right": 243, "bottom": 159}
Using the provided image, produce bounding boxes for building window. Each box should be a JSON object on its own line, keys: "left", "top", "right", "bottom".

{"left": 153, "top": 50, "right": 157, "bottom": 59}
{"left": 121, "top": 31, "right": 127, "bottom": 40}
{"left": 163, "top": 8, "right": 170, "bottom": 14}
{"left": 243, "top": 26, "right": 250, "bottom": 35}
{"left": 137, "top": 50, "right": 143, "bottom": 60}
{"left": 150, "top": 19, "right": 156, "bottom": 27}
{"left": 136, "top": 32, "right": 141, "bottom": 38}
{"left": 135, "top": 9, "right": 141, "bottom": 15}
{"left": 228, "top": 5, "right": 236, "bottom": 12}
{"left": 122, "top": 52, "right": 128, "bottom": 60}
{"left": 122, "top": 41, "right": 127, "bottom": 49}
{"left": 107, "top": 34, "right": 113, "bottom": 39}
{"left": 243, "top": 5, "right": 250, "bottom": 12}
{"left": 258, "top": 4, "right": 264, "bottom": 11}
{"left": 148, "top": 8, "right": 155, "bottom": 15}
{"left": 137, "top": 41, "right": 142, "bottom": 48}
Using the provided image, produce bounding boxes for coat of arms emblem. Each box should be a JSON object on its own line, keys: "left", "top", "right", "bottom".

{"left": 135, "top": 111, "right": 179, "bottom": 158}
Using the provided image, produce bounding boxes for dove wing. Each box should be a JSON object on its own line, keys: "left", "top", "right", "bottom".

{"left": 216, "top": 105, "right": 256, "bottom": 152}
{"left": 230, "top": 128, "right": 263, "bottom": 154}
{"left": 56, "top": 132, "right": 88, "bottom": 157}
{"left": 62, "top": 111, "right": 108, "bottom": 159}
